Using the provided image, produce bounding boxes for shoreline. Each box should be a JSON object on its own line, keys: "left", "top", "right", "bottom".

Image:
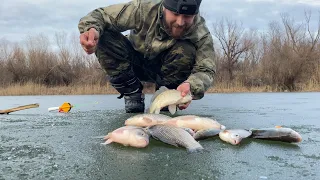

{"left": 0, "top": 83, "right": 319, "bottom": 96}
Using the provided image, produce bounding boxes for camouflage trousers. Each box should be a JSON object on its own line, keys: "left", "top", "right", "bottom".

{"left": 95, "top": 30, "right": 196, "bottom": 95}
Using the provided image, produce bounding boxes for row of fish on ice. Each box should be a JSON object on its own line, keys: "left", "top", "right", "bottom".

{"left": 102, "top": 86, "right": 302, "bottom": 153}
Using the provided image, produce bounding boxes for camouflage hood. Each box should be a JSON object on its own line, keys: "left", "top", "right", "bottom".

{"left": 78, "top": 0, "right": 216, "bottom": 99}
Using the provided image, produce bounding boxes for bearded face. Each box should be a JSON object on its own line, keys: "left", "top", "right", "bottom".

{"left": 163, "top": 7, "right": 196, "bottom": 39}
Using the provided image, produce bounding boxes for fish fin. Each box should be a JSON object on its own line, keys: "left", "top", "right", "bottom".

{"left": 168, "top": 105, "right": 177, "bottom": 115}
{"left": 182, "top": 128, "right": 195, "bottom": 136}
{"left": 155, "top": 108, "right": 161, "bottom": 114}
{"left": 143, "top": 117, "right": 153, "bottom": 123}
{"left": 101, "top": 139, "right": 113, "bottom": 145}
{"left": 220, "top": 130, "right": 228, "bottom": 134}
{"left": 150, "top": 135, "right": 159, "bottom": 141}
{"left": 242, "top": 130, "right": 252, "bottom": 138}
{"left": 275, "top": 125, "right": 282, "bottom": 128}
{"left": 150, "top": 86, "right": 168, "bottom": 103}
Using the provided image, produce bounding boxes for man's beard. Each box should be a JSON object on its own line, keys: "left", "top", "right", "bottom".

{"left": 169, "top": 24, "right": 188, "bottom": 39}
{"left": 163, "top": 13, "right": 191, "bottom": 39}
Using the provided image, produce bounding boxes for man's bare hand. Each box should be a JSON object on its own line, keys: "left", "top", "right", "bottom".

{"left": 80, "top": 28, "right": 99, "bottom": 54}
{"left": 176, "top": 82, "right": 192, "bottom": 110}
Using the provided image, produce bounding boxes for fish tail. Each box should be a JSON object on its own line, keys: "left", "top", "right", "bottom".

{"left": 103, "top": 133, "right": 111, "bottom": 140}
{"left": 150, "top": 86, "right": 168, "bottom": 103}
{"left": 101, "top": 139, "right": 113, "bottom": 145}
{"left": 187, "top": 146, "right": 204, "bottom": 154}
{"left": 91, "top": 136, "right": 105, "bottom": 139}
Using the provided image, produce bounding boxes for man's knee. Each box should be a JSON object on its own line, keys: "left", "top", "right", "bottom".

{"left": 109, "top": 70, "right": 143, "bottom": 96}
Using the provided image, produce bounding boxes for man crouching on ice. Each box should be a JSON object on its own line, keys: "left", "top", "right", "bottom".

{"left": 78, "top": 0, "right": 216, "bottom": 113}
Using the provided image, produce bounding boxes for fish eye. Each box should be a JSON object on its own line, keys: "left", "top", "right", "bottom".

{"left": 137, "top": 131, "right": 147, "bottom": 136}
{"left": 231, "top": 134, "right": 240, "bottom": 138}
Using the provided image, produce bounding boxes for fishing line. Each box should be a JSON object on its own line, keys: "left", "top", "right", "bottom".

{"left": 72, "top": 101, "right": 99, "bottom": 108}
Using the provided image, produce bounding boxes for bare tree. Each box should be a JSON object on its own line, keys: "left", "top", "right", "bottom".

{"left": 6, "top": 44, "right": 28, "bottom": 82}
{"left": 0, "top": 38, "right": 11, "bottom": 62}
{"left": 238, "top": 34, "right": 263, "bottom": 86}
{"left": 0, "top": 38, "right": 14, "bottom": 85}
{"left": 259, "top": 11, "right": 320, "bottom": 91}
{"left": 212, "top": 18, "right": 255, "bottom": 81}
{"left": 282, "top": 12, "right": 319, "bottom": 90}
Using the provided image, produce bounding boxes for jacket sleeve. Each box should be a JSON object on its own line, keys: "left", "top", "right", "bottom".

{"left": 186, "top": 34, "right": 216, "bottom": 100}
{"left": 78, "top": 0, "right": 141, "bottom": 35}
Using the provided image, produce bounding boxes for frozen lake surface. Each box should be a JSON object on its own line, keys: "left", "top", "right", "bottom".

{"left": 1, "top": 92, "right": 319, "bottom": 180}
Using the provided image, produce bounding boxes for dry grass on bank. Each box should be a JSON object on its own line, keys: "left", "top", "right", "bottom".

{"left": 0, "top": 81, "right": 319, "bottom": 96}
{"left": 0, "top": 83, "right": 118, "bottom": 96}
{"left": 208, "top": 82, "right": 269, "bottom": 93}
{"left": 209, "top": 81, "right": 320, "bottom": 93}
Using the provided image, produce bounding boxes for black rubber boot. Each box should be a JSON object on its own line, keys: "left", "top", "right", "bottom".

{"left": 124, "top": 93, "right": 145, "bottom": 113}
{"left": 108, "top": 71, "right": 145, "bottom": 113}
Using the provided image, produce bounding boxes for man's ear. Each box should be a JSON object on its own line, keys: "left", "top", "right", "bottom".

{"left": 161, "top": 7, "right": 165, "bottom": 19}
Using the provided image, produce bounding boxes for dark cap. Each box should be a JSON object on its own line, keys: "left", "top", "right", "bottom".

{"left": 163, "top": 0, "right": 202, "bottom": 15}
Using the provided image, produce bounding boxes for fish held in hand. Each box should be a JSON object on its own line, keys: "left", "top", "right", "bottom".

{"left": 146, "top": 124, "right": 204, "bottom": 153}
{"left": 163, "top": 115, "right": 226, "bottom": 131}
{"left": 219, "top": 129, "right": 252, "bottom": 145}
{"left": 124, "top": 113, "right": 171, "bottom": 127}
{"left": 249, "top": 127, "right": 302, "bottom": 143}
{"left": 102, "top": 126, "right": 150, "bottom": 148}
{"left": 149, "top": 86, "right": 192, "bottom": 115}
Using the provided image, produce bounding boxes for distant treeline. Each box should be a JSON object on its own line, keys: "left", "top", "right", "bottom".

{"left": 0, "top": 12, "right": 319, "bottom": 92}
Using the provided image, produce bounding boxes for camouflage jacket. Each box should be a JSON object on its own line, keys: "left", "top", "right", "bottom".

{"left": 78, "top": 0, "right": 216, "bottom": 99}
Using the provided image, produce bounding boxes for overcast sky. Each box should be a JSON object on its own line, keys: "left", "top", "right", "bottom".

{"left": 0, "top": 0, "right": 319, "bottom": 44}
